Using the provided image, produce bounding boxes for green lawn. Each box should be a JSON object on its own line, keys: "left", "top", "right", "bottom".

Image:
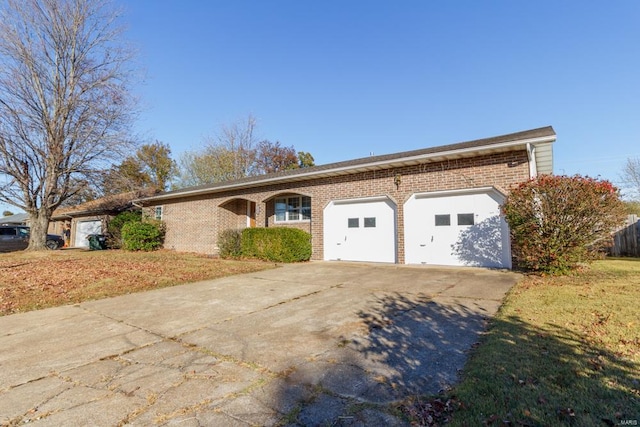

{"left": 403, "top": 258, "right": 640, "bottom": 426}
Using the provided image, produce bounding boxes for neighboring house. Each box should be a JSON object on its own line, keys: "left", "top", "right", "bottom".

{"left": 0, "top": 213, "right": 29, "bottom": 226}
{"left": 49, "top": 191, "right": 149, "bottom": 248}
{"left": 135, "top": 126, "right": 556, "bottom": 268}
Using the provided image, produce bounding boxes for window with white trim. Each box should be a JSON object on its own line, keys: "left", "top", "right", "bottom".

{"left": 154, "top": 206, "right": 163, "bottom": 220}
{"left": 275, "top": 196, "right": 311, "bottom": 222}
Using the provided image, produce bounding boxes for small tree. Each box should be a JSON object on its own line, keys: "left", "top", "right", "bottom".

{"left": 502, "top": 175, "right": 626, "bottom": 274}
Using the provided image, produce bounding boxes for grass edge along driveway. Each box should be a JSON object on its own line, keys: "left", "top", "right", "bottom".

{"left": 3, "top": 251, "right": 639, "bottom": 425}
{"left": 402, "top": 258, "right": 640, "bottom": 426}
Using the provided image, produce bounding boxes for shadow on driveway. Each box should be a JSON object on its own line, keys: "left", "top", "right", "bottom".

{"left": 273, "top": 292, "right": 491, "bottom": 426}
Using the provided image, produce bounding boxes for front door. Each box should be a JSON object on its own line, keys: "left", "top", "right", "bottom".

{"left": 248, "top": 201, "right": 256, "bottom": 227}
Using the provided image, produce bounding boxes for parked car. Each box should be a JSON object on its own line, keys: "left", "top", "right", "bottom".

{"left": 0, "top": 225, "right": 64, "bottom": 252}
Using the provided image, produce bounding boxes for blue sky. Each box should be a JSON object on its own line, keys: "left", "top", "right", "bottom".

{"left": 122, "top": 1, "right": 639, "bottom": 193}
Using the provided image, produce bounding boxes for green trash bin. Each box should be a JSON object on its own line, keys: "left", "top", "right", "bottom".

{"left": 87, "top": 234, "right": 107, "bottom": 250}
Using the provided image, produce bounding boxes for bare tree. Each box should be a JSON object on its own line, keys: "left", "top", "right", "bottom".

{"left": 177, "top": 115, "right": 258, "bottom": 187}
{"left": 177, "top": 115, "right": 316, "bottom": 188}
{"left": 621, "top": 157, "right": 640, "bottom": 200}
{"left": 178, "top": 147, "right": 238, "bottom": 187}
{"left": 0, "top": 0, "right": 136, "bottom": 250}
{"left": 213, "top": 114, "right": 258, "bottom": 179}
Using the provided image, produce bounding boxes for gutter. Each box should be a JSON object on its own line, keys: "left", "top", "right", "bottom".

{"left": 526, "top": 143, "right": 537, "bottom": 178}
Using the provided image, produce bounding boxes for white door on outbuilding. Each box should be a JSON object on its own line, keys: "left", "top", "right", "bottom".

{"left": 404, "top": 187, "right": 511, "bottom": 268}
{"left": 323, "top": 196, "right": 397, "bottom": 263}
{"left": 74, "top": 220, "right": 102, "bottom": 247}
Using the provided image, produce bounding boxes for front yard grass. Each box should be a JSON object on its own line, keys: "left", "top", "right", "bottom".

{"left": 0, "top": 249, "right": 274, "bottom": 316}
{"left": 437, "top": 258, "right": 640, "bottom": 426}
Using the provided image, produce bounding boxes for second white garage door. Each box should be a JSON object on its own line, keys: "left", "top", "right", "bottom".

{"left": 323, "top": 196, "right": 396, "bottom": 263}
{"left": 404, "top": 187, "right": 511, "bottom": 268}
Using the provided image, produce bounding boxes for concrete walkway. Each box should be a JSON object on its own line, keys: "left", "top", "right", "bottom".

{"left": 0, "top": 262, "right": 520, "bottom": 426}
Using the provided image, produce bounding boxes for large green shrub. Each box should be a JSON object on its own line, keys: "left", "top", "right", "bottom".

{"left": 107, "top": 210, "right": 142, "bottom": 248}
{"left": 501, "top": 175, "right": 626, "bottom": 274}
{"left": 241, "top": 227, "right": 311, "bottom": 262}
{"left": 217, "top": 229, "right": 243, "bottom": 258}
{"left": 121, "top": 220, "right": 165, "bottom": 251}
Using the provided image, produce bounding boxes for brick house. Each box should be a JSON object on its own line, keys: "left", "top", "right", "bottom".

{"left": 136, "top": 126, "right": 555, "bottom": 268}
{"left": 49, "top": 191, "right": 150, "bottom": 248}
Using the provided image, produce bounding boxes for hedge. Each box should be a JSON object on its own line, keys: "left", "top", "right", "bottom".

{"left": 239, "top": 227, "right": 311, "bottom": 262}
{"left": 121, "top": 220, "right": 165, "bottom": 251}
{"left": 107, "top": 210, "right": 142, "bottom": 249}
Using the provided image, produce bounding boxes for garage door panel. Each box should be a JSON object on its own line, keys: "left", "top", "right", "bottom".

{"left": 324, "top": 198, "right": 396, "bottom": 263}
{"left": 404, "top": 190, "right": 511, "bottom": 268}
{"left": 74, "top": 220, "right": 102, "bottom": 248}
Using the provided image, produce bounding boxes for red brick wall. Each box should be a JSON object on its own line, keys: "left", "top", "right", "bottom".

{"left": 152, "top": 150, "right": 529, "bottom": 262}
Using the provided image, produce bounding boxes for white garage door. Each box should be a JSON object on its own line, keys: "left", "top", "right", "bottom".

{"left": 74, "top": 220, "right": 102, "bottom": 248}
{"left": 324, "top": 196, "right": 396, "bottom": 263}
{"left": 404, "top": 187, "right": 511, "bottom": 268}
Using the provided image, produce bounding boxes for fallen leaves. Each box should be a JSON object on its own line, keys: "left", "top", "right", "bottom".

{"left": 399, "top": 396, "right": 462, "bottom": 426}
{"left": 0, "top": 250, "right": 273, "bottom": 316}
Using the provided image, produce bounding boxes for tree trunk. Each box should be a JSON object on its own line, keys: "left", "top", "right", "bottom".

{"left": 27, "top": 212, "right": 50, "bottom": 251}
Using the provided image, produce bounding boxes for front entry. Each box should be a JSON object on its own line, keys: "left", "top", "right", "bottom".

{"left": 247, "top": 201, "right": 256, "bottom": 227}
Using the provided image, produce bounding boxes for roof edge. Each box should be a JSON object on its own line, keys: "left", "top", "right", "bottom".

{"left": 137, "top": 126, "right": 556, "bottom": 204}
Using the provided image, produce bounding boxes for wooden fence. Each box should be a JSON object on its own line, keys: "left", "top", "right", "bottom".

{"left": 610, "top": 215, "right": 640, "bottom": 257}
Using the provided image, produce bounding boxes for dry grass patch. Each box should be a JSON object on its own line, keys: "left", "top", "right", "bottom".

{"left": 0, "top": 249, "right": 274, "bottom": 315}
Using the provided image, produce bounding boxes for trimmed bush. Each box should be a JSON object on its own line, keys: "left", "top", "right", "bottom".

{"left": 501, "top": 175, "right": 626, "bottom": 274}
{"left": 121, "top": 220, "right": 165, "bottom": 251}
{"left": 107, "top": 210, "right": 142, "bottom": 248}
{"left": 217, "top": 229, "right": 243, "bottom": 258}
{"left": 241, "top": 227, "right": 311, "bottom": 262}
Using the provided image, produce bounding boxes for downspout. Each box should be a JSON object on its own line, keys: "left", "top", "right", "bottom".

{"left": 526, "top": 143, "right": 537, "bottom": 178}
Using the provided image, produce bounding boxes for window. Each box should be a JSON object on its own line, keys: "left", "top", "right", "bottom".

{"left": 457, "top": 213, "right": 474, "bottom": 226}
{"left": 435, "top": 214, "right": 450, "bottom": 226}
{"left": 154, "top": 206, "right": 163, "bottom": 220}
{"left": 275, "top": 196, "right": 311, "bottom": 222}
{"left": 348, "top": 218, "right": 359, "bottom": 228}
{"left": 364, "top": 217, "right": 376, "bottom": 228}
{"left": 0, "top": 227, "right": 16, "bottom": 236}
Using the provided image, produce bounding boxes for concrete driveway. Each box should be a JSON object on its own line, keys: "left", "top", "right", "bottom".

{"left": 0, "top": 262, "right": 520, "bottom": 426}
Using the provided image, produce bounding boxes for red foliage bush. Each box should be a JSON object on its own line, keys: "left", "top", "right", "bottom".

{"left": 501, "top": 175, "right": 626, "bottom": 274}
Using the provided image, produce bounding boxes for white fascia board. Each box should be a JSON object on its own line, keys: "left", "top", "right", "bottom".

{"left": 331, "top": 195, "right": 394, "bottom": 205}
{"left": 412, "top": 186, "right": 506, "bottom": 200}
{"left": 138, "top": 135, "right": 555, "bottom": 204}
